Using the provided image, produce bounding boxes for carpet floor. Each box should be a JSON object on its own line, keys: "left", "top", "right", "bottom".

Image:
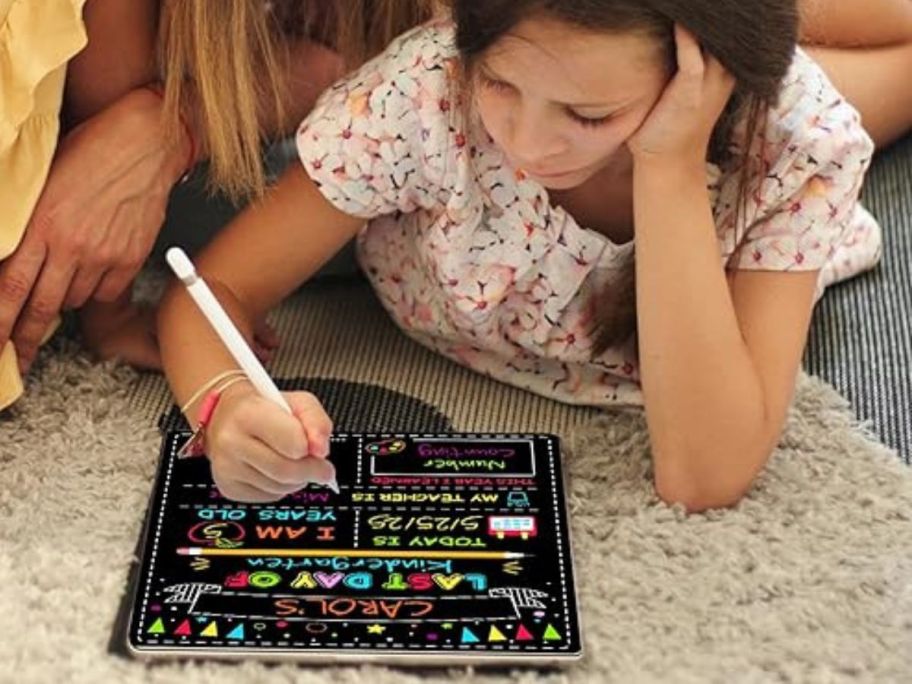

{"left": 2, "top": 277, "right": 911, "bottom": 682}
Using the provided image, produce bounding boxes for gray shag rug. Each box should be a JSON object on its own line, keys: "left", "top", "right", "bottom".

{"left": 2, "top": 297, "right": 911, "bottom": 682}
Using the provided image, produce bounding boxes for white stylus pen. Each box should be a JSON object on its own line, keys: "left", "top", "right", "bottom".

{"left": 165, "top": 247, "right": 339, "bottom": 494}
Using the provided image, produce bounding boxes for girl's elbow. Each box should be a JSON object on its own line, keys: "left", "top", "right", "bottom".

{"left": 654, "top": 475, "right": 749, "bottom": 513}
{"left": 652, "top": 447, "right": 768, "bottom": 513}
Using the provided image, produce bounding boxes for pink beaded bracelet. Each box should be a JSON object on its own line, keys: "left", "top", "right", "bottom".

{"left": 177, "top": 389, "right": 222, "bottom": 459}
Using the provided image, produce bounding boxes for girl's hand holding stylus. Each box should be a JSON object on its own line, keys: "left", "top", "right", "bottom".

{"left": 206, "top": 385, "right": 334, "bottom": 503}
{"left": 627, "top": 25, "right": 736, "bottom": 166}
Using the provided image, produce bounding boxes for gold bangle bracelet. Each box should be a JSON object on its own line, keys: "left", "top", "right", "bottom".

{"left": 180, "top": 369, "right": 246, "bottom": 414}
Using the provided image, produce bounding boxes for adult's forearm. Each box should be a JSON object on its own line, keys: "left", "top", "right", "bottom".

{"left": 64, "top": 0, "right": 159, "bottom": 126}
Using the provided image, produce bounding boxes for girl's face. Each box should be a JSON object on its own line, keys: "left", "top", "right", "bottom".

{"left": 474, "top": 17, "right": 670, "bottom": 190}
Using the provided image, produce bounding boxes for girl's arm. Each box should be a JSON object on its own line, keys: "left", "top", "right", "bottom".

{"left": 157, "top": 164, "right": 363, "bottom": 502}
{"left": 628, "top": 27, "right": 824, "bottom": 512}
{"left": 159, "top": 164, "right": 362, "bottom": 413}
{"left": 633, "top": 157, "right": 819, "bottom": 511}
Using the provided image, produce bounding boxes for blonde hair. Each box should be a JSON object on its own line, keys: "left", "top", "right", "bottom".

{"left": 158, "top": 1, "right": 434, "bottom": 202}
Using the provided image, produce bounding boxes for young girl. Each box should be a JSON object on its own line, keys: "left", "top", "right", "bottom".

{"left": 159, "top": 0, "right": 883, "bottom": 511}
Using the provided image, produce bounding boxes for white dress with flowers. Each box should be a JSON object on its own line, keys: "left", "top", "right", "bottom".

{"left": 296, "top": 22, "right": 882, "bottom": 407}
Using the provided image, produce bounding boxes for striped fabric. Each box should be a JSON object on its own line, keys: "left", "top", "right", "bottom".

{"left": 804, "top": 134, "right": 912, "bottom": 463}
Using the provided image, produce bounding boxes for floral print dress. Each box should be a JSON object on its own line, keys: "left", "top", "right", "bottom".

{"left": 296, "top": 22, "right": 882, "bottom": 407}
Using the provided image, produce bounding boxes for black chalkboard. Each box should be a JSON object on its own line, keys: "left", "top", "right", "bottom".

{"left": 126, "top": 432, "right": 582, "bottom": 666}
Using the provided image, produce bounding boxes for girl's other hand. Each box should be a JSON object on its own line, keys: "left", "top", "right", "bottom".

{"left": 627, "top": 24, "right": 736, "bottom": 165}
{"left": 252, "top": 317, "right": 281, "bottom": 365}
{"left": 0, "top": 86, "right": 189, "bottom": 373}
{"left": 79, "top": 294, "right": 161, "bottom": 370}
{"left": 78, "top": 304, "right": 279, "bottom": 372}
{"left": 206, "top": 387, "right": 335, "bottom": 503}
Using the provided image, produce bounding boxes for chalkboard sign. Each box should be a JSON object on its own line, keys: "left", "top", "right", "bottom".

{"left": 126, "top": 432, "right": 582, "bottom": 666}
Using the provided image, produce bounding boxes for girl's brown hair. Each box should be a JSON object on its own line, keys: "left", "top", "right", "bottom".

{"left": 158, "top": 1, "right": 434, "bottom": 202}
{"left": 453, "top": 0, "right": 799, "bottom": 353}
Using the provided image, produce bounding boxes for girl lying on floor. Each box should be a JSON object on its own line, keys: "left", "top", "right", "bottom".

{"left": 157, "top": 0, "right": 898, "bottom": 510}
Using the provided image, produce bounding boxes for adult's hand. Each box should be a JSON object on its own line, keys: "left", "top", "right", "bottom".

{"left": 0, "top": 86, "right": 190, "bottom": 372}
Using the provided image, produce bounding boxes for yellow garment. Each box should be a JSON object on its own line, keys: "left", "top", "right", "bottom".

{"left": 0, "top": 0, "right": 87, "bottom": 410}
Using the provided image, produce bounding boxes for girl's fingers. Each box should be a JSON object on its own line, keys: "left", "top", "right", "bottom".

{"left": 238, "top": 395, "right": 309, "bottom": 460}
{"left": 215, "top": 476, "right": 288, "bottom": 504}
{"left": 675, "top": 24, "right": 735, "bottom": 114}
{"left": 212, "top": 433, "right": 335, "bottom": 503}
{"left": 216, "top": 441, "right": 303, "bottom": 498}
{"left": 287, "top": 391, "right": 333, "bottom": 458}
{"left": 254, "top": 318, "right": 281, "bottom": 351}
{"left": 240, "top": 437, "right": 336, "bottom": 488}
{"left": 702, "top": 47, "right": 734, "bottom": 84}
{"left": 252, "top": 340, "right": 274, "bottom": 364}
{"left": 209, "top": 391, "right": 335, "bottom": 505}
{"left": 234, "top": 460, "right": 303, "bottom": 497}
{"left": 674, "top": 24, "right": 705, "bottom": 79}
{"left": 703, "top": 55, "right": 737, "bottom": 112}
